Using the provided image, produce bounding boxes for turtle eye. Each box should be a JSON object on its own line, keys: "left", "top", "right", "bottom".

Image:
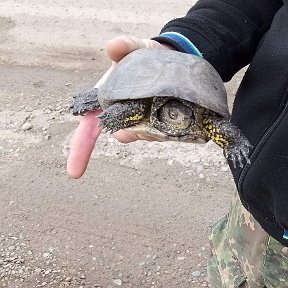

{"left": 168, "top": 109, "right": 179, "bottom": 120}
{"left": 157, "top": 99, "right": 194, "bottom": 130}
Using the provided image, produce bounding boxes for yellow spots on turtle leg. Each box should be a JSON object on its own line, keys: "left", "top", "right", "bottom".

{"left": 123, "top": 113, "right": 145, "bottom": 124}
{"left": 119, "top": 100, "right": 147, "bottom": 126}
{"left": 203, "top": 117, "right": 229, "bottom": 149}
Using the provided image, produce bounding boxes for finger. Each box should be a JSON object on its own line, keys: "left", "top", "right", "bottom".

{"left": 113, "top": 129, "right": 159, "bottom": 142}
{"left": 107, "top": 35, "right": 166, "bottom": 62}
{"left": 113, "top": 130, "right": 140, "bottom": 143}
{"left": 67, "top": 111, "right": 102, "bottom": 179}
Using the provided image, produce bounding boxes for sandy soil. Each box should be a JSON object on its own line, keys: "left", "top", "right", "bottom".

{"left": 0, "top": 1, "right": 243, "bottom": 287}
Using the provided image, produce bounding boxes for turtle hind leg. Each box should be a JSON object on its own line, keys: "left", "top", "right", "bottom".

{"left": 98, "top": 100, "right": 147, "bottom": 133}
{"left": 71, "top": 87, "right": 100, "bottom": 115}
{"left": 202, "top": 115, "right": 252, "bottom": 168}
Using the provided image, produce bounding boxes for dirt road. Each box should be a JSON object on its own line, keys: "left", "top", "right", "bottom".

{"left": 0, "top": 1, "right": 241, "bottom": 287}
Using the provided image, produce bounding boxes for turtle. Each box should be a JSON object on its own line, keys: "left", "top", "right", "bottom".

{"left": 71, "top": 48, "right": 252, "bottom": 168}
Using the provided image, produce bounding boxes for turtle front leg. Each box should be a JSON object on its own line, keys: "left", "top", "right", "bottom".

{"left": 98, "top": 100, "right": 147, "bottom": 133}
{"left": 71, "top": 88, "right": 100, "bottom": 115}
{"left": 202, "top": 115, "right": 252, "bottom": 168}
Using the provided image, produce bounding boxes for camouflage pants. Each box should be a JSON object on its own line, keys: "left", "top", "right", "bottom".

{"left": 208, "top": 192, "right": 288, "bottom": 288}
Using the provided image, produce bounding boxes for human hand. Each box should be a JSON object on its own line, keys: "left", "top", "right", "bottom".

{"left": 67, "top": 36, "right": 173, "bottom": 179}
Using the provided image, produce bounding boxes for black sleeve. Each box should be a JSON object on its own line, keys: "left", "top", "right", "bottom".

{"left": 155, "top": 0, "right": 283, "bottom": 81}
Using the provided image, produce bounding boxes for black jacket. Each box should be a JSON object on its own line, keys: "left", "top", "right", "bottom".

{"left": 156, "top": 0, "right": 288, "bottom": 246}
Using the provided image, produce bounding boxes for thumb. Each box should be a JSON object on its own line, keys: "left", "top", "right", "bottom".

{"left": 106, "top": 35, "right": 168, "bottom": 62}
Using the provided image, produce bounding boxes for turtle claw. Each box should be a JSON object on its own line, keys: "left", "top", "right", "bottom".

{"left": 98, "top": 110, "right": 123, "bottom": 134}
{"left": 224, "top": 139, "right": 252, "bottom": 168}
{"left": 71, "top": 88, "right": 100, "bottom": 116}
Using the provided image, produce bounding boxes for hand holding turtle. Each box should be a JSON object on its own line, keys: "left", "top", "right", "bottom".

{"left": 68, "top": 35, "right": 252, "bottom": 179}
{"left": 67, "top": 36, "right": 172, "bottom": 179}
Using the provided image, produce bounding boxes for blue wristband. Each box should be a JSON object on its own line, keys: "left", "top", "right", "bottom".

{"left": 283, "top": 230, "right": 288, "bottom": 240}
{"left": 159, "top": 32, "right": 203, "bottom": 58}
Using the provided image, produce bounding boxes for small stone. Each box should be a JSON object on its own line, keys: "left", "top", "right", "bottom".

{"left": 35, "top": 268, "right": 42, "bottom": 274}
{"left": 167, "top": 159, "right": 174, "bottom": 165}
{"left": 43, "top": 253, "right": 50, "bottom": 258}
{"left": 22, "top": 122, "right": 33, "bottom": 131}
{"left": 113, "top": 279, "right": 122, "bottom": 286}
{"left": 44, "top": 109, "right": 52, "bottom": 114}
{"left": 192, "top": 271, "right": 201, "bottom": 277}
{"left": 65, "top": 277, "right": 72, "bottom": 282}
{"left": 196, "top": 165, "right": 204, "bottom": 172}
{"left": 80, "top": 274, "right": 86, "bottom": 279}
{"left": 44, "top": 135, "right": 51, "bottom": 140}
{"left": 44, "top": 269, "right": 51, "bottom": 275}
{"left": 221, "top": 166, "right": 229, "bottom": 172}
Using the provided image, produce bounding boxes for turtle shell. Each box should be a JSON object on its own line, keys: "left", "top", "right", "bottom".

{"left": 98, "top": 48, "right": 229, "bottom": 119}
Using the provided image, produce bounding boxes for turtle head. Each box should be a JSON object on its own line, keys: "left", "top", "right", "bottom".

{"left": 137, "top": 97, "right": 207, "bottom": 143}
